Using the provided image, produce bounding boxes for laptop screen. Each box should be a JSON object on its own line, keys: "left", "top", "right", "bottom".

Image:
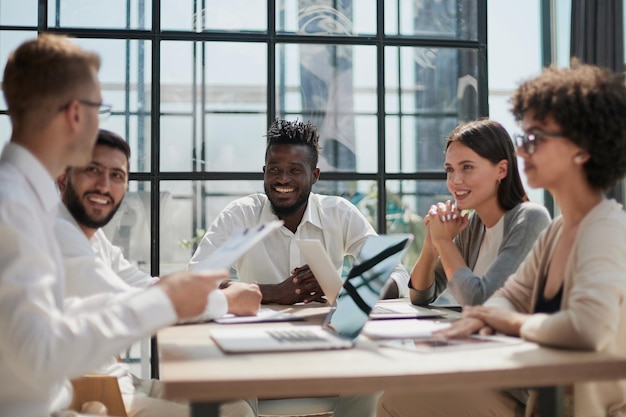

{"left": 323, "top": 235, "right": 412, "bottom": 340}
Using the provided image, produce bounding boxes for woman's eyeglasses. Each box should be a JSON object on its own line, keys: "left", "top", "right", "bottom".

{"left": 513, "top": 132, "right": 564, "bottom": 155}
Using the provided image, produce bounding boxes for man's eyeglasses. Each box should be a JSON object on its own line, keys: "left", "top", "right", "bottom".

{"left": 512, "top": 132, "right": 564, "bottom": 155}
{"left": 59, "top": 99, "right": 112, "bottom": 122}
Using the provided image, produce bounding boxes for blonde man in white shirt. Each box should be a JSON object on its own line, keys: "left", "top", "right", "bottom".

{"left": 189, "top": 119, "right": 410, "bottom": 305}
{"left": 0, "top": 34, "right": 226, "bottom": 417}
{"left": 56, "top": 129, "right": 261, "bottom": 417}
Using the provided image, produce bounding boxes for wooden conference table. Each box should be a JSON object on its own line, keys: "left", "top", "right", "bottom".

{"left": 158, "top": 301, "right": 626, "bottom": 417}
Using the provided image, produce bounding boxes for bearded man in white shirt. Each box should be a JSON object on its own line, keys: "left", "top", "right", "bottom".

{"left": 56, "top": 129, "right": 261, "bottom": 417}
{"left": 0, "top": 34, "right": 227, "bottom": 417}
{"left": 188, "top": 119, "right": 410, "bottom": 305}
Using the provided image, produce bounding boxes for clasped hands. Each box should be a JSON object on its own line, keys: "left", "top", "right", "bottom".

{"left": 273, "top": 265, "right": 326, "bottom": 305}
{"left": 424, "top": 200, "right": 470, "bottom": 246}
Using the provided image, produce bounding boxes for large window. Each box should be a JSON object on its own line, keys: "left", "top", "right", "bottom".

{"left": 0, "top": 0, "right": 486, "bottom": 378}
{"left": 0, "top": 0, "right": 487, "bottom": 277}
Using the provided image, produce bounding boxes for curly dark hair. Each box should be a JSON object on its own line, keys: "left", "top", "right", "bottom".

{"left": 265, "top": 119, "right": 321, "bottom": 169}
{"left": 511, "top": 60, "right": 626, "bottom": 190}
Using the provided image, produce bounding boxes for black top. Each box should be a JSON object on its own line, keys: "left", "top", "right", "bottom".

{"left": 534, "top": 281, "right": 563, "bottom": 314}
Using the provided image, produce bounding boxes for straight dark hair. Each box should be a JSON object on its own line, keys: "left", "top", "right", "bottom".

{"left": 445, "top": 119, "right": 528, "bottom": 211}
{"left": 97, "top": 129, "right": 131, "bottom": 171}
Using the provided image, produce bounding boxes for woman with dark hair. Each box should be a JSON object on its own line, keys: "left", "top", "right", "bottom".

{"left": 409, "top": 119, "right": 551, "bottom": 307}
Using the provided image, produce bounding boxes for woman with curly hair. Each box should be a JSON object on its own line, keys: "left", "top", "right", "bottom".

{"left": 378, "top": 61, "right": 626, "bottom": 417}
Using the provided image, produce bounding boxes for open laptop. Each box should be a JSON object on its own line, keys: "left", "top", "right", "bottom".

{"left": 296, "top": 238, "right": 443, "bottom": 320}
{"left": 210, "top": 234, "right": 412, "bottom": 353}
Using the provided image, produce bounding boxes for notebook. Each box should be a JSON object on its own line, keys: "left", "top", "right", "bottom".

{"left": 296, "top": 238, "right": 443, "bottom": 320}
{"left": 362, "top": 318, "right": 452, "bottom": 339}
{"left": 210, "top": 234, "right": 412, "bottom": 353}
{"left": 381, "top": 334, "right": 522, "bottom": 353}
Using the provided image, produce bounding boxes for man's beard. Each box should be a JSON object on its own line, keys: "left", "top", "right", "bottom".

{"left": 265, "top": 183, "right": 310, "bottom": 218}
{"left": 64, "top": 179, "right": 122, "bottom": 229}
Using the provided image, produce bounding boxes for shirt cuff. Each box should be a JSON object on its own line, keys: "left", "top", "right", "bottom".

{"left": 200, "top": 289, "right": 228, "bottom": 320}
{"left": 128, "top": 286, "right": 178, "bottom": 331}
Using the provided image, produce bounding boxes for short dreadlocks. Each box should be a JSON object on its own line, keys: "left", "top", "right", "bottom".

{"left": 265, "top": 119, "right": 321, "bottom": 169}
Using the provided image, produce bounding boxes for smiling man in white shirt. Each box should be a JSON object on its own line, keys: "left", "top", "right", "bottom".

{"left": 189, "top": 119, "right": 410, "bottom": 306}
{"left": 188, "top": 118, "right": 406, "bottom": 417}
{"left": 0, "top": 34, "right": 226, "bottom": 417}
{"left": 55, "top": 129, "right": 261, "bottom": 417}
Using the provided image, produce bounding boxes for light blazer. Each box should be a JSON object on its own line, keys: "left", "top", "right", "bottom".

{"left": 487, "top": 198, "right": 626, "bottom": 417}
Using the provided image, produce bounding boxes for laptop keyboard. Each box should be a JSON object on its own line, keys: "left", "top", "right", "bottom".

{"left": 268, "top": 329, "right": 327, "bottom": 343}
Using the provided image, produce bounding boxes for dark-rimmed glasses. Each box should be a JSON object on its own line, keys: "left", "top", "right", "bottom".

{"left": 59, "top": 99, "right": 112, "bottom": 122}
{"left": 512, "top": 132, "right": 564, "bottom": 155}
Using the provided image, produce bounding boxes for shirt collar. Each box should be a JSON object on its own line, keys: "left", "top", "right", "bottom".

{"left": 1, "top": 142, "right": 60, "bottom": 215}
{"left": 259, "top": 193, "right": 323, "bottom": 230}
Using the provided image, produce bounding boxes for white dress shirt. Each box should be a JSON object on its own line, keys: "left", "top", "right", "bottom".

{"left": 188, "top": 193, "right": 409, "bottom": 295}
{"left": 0, "top": 143, "right": 177, "bottom": 416}
{"left": 55, "top": 203, "right": 228, "bottom": 395}
{"left": 56, "top": 204, "right": 228, "bottom": 322}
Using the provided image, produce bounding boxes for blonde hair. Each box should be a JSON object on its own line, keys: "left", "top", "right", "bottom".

{"left": 3, "top": 34, "right": 101, "bottom": 129}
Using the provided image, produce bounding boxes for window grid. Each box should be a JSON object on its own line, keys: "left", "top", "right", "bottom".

{"left": 0, "top": 0, "right": 489, "bottom": 377}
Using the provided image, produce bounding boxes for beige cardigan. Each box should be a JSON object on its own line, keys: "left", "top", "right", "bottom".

{"left": 486, "top": 198, "right": 626, "bottom": 417}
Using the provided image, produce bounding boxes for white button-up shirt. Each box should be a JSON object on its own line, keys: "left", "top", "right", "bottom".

{"left": 56, "top": 203, "right": 228, "bottom": 320}
{"left": 0, "top": 143, "right": 177, "bottom": 416}
{"left": 188, "top": 193, "right": 409, "bottom": 295}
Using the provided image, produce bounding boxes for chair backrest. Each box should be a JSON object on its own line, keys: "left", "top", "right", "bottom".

{"left": 70, "top": 375, "right": 128, "bottom": 417}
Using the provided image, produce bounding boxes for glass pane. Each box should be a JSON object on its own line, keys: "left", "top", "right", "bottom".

{"left": 160, "top": 41, "right": 195, "bottom": 114}
{"left": 160, "top": 41, "right": 266, "bottom": 172}
{"left": 385, "top": 0, "right": 478, "bottom": 40}
{"left": 277, "top": 44, "right": 377, "bottom": 173}
{"left": 48, "top": 0, "right": 152, "bottom": 30}
{"left": 160, "top": 113, "right": 267, "bottom": 172}
{"left": 162, "top": 0, "right": 266, "bottom": 32}
{"left": 103, "top": 117, "right": 151, "bottom": 173}
{"left": 204, "top": 41, "right": 267, "bottom": 113}
{"left": 0, "top": 31, "right": 38, "bottom": 110}
{"left": 101, "top": 181, "right": 152, "bottom": 273}
{"left": 385, "top": 46, "right": 478, "bottom": 173}
{"left": 278, "top": 0, "right": 376, "bottom": 36}
{"left": 160, "top": 180, "right": 264, "bottom": 273}
{"left": 203, "top": 114, "right": 267, "bottom": 171}
{"left": 160, "top": 0, "right": 195, "bottom": 31}
{"left": 386, "top": 114, "right": 456, "bottom": 173}
{"left": 315, "top": 179, "right": 376, "bottom": 222}
{"left": 386, "top": 179, "right": 448, "bottom": 266}
{"left": 74, "top": 38, "right": 152, "bottom": 172}
{"left": 161, "top": 41, "right": 267, "bottom": 113}
{"left": 1, "top": 1, "right": 37, "bottom": 26}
